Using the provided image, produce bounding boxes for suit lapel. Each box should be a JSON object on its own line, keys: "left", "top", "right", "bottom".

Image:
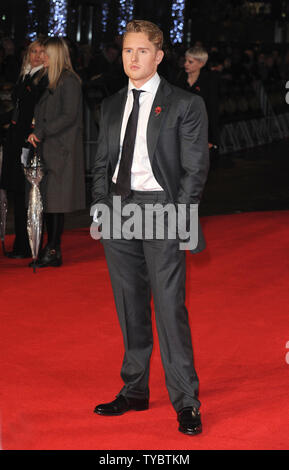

{"left": 109, "top": 79, "right": 172, "bottom": 170}
{"left": 109, "top": 87, "right": 127, "bottom": 171}
{"left": 147, "top": 78, "right": 172, "bottom": 164}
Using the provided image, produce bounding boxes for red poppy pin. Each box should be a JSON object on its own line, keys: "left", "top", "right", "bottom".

{"left": 195, "top": 86, "right": 200, "bottom": 92}
{"left": 155, "top": 106, "right": 162, "bottom": 116}
{"left": 26, "top": 85, "right": 31, "bottom": 92}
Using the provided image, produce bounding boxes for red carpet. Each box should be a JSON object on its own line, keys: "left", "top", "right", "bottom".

{"left": 0, "top": 211, "right": 289, "bottom": 450}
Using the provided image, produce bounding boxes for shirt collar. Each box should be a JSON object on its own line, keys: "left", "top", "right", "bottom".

{"left": 30, "top": 64, "right": 44, "bottom": 76}
{"left": 23, "top": 64, "right": 44, "bottom": 77}
{"left": 128, "top": 72, "right": 160, "bottom": 96}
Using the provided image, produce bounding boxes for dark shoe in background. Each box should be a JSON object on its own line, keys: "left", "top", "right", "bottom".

{"left": 6, "top": 250, "right": 31, "bottom": 259}
{"left": 29, "top": 245, "right": 62, "bottom": 268}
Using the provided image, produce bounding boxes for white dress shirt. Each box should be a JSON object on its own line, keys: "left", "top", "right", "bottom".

{"left": 23, "top": 64, "right": 44, "bottom": 78}
{"left": 112, "top": 72, "right": 164, "bottom": 191}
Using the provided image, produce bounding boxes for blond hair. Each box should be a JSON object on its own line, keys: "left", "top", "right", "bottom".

{"left": 186, "top": 46, "right": 208, "bottom": 65}
{"left": 44, "top": 37, "right": 80, "bottom": 90}
{"left": 124, "top": 20, "right": 163, "bottom": 50}
{"left": 20, "top": 39, "right": 44, "bottom": 77}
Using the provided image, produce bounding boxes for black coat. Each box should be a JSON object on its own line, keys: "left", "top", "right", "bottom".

{"left": 0, "top": 110, "right": 11, "bottom": 146}
{"left": 176, "top": 69, "right": 220, "bottom": 146}
{"left": 0, "top": 70, "right": 48, "bottom": 192}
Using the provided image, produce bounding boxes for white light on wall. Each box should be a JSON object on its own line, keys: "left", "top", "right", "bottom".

{"left": 170, "top": 0, "right": 185, "bottom": 44}
{"left": 118, "top": 0, "right": 134, "bottom": 35}
{"left": 27, "top": 0, "right": 37, "bottom": 40}
{"left": 102, "top": 1, "right": 109, "bottom": 33}
{"left": 48, "top": 0, "right": 68, "bottom": 37}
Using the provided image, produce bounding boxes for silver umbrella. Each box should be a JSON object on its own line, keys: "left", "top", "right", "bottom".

{"left": 0, "top": 146, "right": 8, "bottom": 256}
{"left": 23, "top": 147, "right": 44, "bottom": 273}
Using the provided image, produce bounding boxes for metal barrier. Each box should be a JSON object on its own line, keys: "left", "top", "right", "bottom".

{"left": 84, "top": 99, "right": 289, "bottom": 165}
{"left": 2, "top": 80, "right": 286, "bottom": 175}
{"left": 83, "top": 102, "right": 99, "bottom": 176}
{"left": 219, "top": 80, "right": 289, "bottom": 154}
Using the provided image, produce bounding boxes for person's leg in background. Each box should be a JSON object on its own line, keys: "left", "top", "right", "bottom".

{"left": 6, "top": 191, "right": 31, "bottom": 258}
{"left": 36, "top": 212, "right": 64, "bottom": 267}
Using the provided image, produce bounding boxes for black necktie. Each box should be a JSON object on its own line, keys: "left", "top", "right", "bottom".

{"left": 115, "top": 89, "right": 143, "bottom": 198}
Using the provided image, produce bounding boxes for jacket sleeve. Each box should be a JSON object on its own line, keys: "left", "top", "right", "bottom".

{"left": 177, "top": 95, "right": 210, "bottom": 205}
{"left": 34, "top": 75, "right": 81, "bottom": 140}
{"left": 91, "top": 99, "right": 108, "bottom": 205}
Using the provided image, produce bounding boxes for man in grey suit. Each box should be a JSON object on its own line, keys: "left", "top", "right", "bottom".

{"left": 92, "top": 20, "right": 209, "bottom": 435}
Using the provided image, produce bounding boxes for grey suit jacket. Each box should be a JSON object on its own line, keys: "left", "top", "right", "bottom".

{"left": 92, "top": 77, "right": 210, "bottom": 253}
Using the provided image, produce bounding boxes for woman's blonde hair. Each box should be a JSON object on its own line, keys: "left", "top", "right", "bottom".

{"left": 44, "top": 37, "right": 80, "bottom": 90}
{"left": 186, "top": 46, "right": 208, "bottom": 65}
{"left": 20, "top": 39, "right": 44, "bottom": 77}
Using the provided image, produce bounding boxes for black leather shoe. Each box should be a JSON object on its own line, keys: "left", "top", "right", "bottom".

{"left": 177, "top": 407, "right": 202, "bottom": 435}
{"left": 94, "top": 395, "right": 149, "bottom": 416}
{"left": 6, "top": 250, "right": 31, "bottom": 259}
{"left": 29, "top": 246, "right": 62, "bottom": 268}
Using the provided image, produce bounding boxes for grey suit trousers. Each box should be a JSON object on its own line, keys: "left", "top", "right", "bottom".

{"left": 101, "top": 189, "right": 201, "bottom": 412}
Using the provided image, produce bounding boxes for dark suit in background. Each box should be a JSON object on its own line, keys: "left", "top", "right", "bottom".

{"left": 177, "top": 68, "right": 220, "bottom": 148}
{"left": 177, "top": 68, "right": 220, "bottom": 168}
{"left": 92, "top": 77, "right": 209, "bottom": 412}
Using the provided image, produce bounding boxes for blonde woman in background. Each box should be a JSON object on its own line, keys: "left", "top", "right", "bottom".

{"left": 28, "top": 37, "right": 85, "bottom": 267}
{"left": 0, "top": 39, "right": 47, "bottom": 258}
{"left": 177, "top": 45, "right": 220, "bottom": 167}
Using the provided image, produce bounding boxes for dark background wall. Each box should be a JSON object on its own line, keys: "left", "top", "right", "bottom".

{"left": 0, "top": 0, "right": 288, "bottom": 48}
